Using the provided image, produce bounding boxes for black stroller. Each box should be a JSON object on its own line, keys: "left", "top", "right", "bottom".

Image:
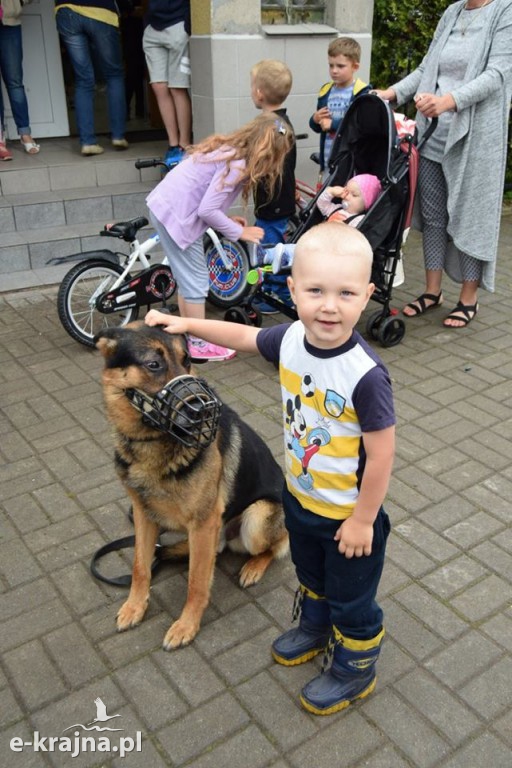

{"left": 225, "top": 93, "right": 436, "bottom": 347}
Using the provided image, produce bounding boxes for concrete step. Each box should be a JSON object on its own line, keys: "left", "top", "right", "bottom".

{"left": 0, "top": 136, "right": 170, "bottom": 292}
{"left": 1, "top": 181, "right": 157, "bottom": 233}
{"left": 0, "top": 136, "right": 164, "bottom": 196}
{"left": 0, "top": 181, "right": 165, "bottom": 287}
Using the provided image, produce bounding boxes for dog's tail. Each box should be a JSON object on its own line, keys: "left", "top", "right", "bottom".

{"left": 159, "top": 540, "right": 190, "bottom": 561}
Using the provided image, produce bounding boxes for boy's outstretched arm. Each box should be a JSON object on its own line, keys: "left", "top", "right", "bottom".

{"left": 145, "top": 310, "right": 261, "bottom": 354}
{"left": 334, "top": 426, "right": 395, "bottom": 558}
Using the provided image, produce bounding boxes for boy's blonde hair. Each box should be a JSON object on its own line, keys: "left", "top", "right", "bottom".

{"left": 294, "top": 222, "right": 373, "bottom": 280}
{"left": 189, "top": 113, "right": 294, "bottom": 205}
{"left": 251, "top": 59, "right": 293, "bottom": 107}
{"left": 328, "top": 37, "right": 361, "bottom": 64}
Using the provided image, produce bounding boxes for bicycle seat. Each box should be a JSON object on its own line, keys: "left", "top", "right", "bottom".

{"left": 101, "top": 217, "right": 149, "bottom": 242}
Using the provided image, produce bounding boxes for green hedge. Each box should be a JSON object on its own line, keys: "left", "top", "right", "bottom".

{"left": 370, "top": 0, "right": 512, "bottom": 196}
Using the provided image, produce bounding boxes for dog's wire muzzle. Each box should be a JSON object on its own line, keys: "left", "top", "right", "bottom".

{"left": 125, "top": 374, "right": 221, "bottom": 449}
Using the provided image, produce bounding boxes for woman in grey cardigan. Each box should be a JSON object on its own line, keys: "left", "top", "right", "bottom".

{"left": 375, "top": 0, "right": 512, "bottom": 327}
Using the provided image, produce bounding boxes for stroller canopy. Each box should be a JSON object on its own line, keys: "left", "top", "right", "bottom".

{"left": 327, "top": 93, "right": 403, "bottom": 185}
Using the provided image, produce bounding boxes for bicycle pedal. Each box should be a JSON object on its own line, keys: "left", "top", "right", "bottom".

{"left": 159, "top": 303, "right": 178, "bottom": 314}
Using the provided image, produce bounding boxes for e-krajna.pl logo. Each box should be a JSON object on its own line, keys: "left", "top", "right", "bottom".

{"left": 10, "top": 697, "right": 142, "bottom": 758}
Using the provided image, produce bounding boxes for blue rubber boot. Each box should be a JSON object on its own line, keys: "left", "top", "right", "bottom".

{"left": 271, "top": 586, "right": 331, "bottom": 666}
{"left": 300, "top": 627, "right": 385, "bottom": 715}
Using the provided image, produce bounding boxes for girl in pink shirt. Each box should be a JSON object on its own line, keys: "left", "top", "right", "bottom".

{"left": 146, "top": 113, "right": 292, "bottom": 361}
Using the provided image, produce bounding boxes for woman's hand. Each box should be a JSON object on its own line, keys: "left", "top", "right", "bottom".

{"left": 371, "top": 88, "right": 396, "bottom": 102}
{"left": 240, "top": 226, "right": 264, "bottom": 244}
{"left": 230, "top": 215, "right": 247, "bottom": 227}
{"left": 414, "top": 92, "right": 456, "bottom": 117}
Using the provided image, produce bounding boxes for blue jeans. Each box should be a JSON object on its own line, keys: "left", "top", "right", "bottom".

{"left": 255, "top": 216, "right": 289, "bottom": 246}
{"left": 56, "top": 7, "right": 126, "bottom": 145}
{"left": 0, "top": 24, "right": 31, "bottom": 135}
{"left": 255, "top": 217, "right": 291, "bottom": 300}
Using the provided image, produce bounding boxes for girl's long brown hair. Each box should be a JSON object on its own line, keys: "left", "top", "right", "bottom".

{"left": 187, "top": 113, "right": 294, "bottom": 204}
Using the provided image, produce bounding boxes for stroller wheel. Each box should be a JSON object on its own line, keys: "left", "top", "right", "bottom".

{"left": 377, "top": 315, "right": 406, "bottom": 347}
{"left": 224, "top": 306, "right": 262, "bottom": 327}
{"left": 366, "top": 309, "right": 385, "bottom": 340}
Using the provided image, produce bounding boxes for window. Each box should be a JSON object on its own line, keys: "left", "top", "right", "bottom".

{"left": 261, "top": 1, "right": 326, "bottom": 26}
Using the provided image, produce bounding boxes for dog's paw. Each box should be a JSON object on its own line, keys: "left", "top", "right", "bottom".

{"left": 116, "top": 600, "right": 148, "bottom": 631}
{"left": 239, "top": 553, "right": 271, "bottom": 587}
{"left": 162, "top": 619, "right": 199, "bottom": 650}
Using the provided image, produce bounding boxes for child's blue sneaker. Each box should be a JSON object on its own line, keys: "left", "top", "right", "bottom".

{"left": 253, "top": 292, "right": 294, "bottom": 314}
{"left": 164, "top": 146, "right": 185, "bottom": 168}
{"left": 252, "top": 298, "right": 280, "bottom": 315}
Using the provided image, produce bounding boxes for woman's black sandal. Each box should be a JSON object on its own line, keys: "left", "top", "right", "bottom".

{"left": 403, "top": 292, "right": 443, "bottom": 317}
{"left": 443, "top": 301, "right": 478, "bottom": 328}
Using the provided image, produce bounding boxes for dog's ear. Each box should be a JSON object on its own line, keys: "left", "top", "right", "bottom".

{"left": 95, "top": 335, "right": 119, "bottom": 358}
{"left": 93, "top": 327, "right": 127, "bottom": 357}
{"left": 178, "top": 334, "right": 192, "bottom": 372}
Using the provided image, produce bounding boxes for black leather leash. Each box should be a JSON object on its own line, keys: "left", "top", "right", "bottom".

{"left": 90, "top": 534, "right": 165, "bottom": 587}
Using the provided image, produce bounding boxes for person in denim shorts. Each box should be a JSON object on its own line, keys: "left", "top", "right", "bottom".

{"left": 143, "top": 0, "right": 192, "bottom": 166}
{"left": 145, "top": 113, "right": 293, "bottom": 362}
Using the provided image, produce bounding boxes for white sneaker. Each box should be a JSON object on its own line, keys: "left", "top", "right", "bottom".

{"left": 81, "top": 144, "right": 104, "bottom": 156}
{"left": 187, "top": 337, "right": 236, "bottom": 362}
{"left": 249, "top": 243, "right": 268, "bottom": 267}
{"left": 269, "top": 243, "right": 294, "bottom": 274}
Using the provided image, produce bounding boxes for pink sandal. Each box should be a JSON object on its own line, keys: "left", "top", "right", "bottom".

{"left": 0, "top": 141, "right": 13, "bottom": 161}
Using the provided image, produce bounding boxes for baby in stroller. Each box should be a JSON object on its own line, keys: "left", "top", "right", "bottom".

{"left": 261, "top": 173, "right": 382, "bottom": 274}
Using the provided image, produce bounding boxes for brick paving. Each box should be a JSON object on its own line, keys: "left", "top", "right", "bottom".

{"left": 1, "top": 211, "right": 511, "bottom": 767}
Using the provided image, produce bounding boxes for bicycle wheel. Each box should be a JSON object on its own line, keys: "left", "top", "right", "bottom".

{"left": 205, "top": 236, "right": 251, "bottom": 308}
{"left": 57, "top": 260, "right": 139, "bottom": 348}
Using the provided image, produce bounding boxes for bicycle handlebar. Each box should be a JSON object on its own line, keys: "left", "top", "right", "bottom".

{"left": 134, "top": 158, "right": 167, "bottom": 170}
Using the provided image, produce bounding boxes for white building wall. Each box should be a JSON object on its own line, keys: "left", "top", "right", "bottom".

{"left": 190, "top": 0, "right": 374, "bottom": 185}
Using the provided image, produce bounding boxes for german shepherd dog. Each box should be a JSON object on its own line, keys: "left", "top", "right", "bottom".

{"left": 95, "top": 323, "right": 289, "bottom": 650}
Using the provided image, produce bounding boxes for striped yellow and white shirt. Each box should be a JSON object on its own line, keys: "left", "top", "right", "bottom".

{"left": 258, "top": 322, "right": 395, "bottom": 520}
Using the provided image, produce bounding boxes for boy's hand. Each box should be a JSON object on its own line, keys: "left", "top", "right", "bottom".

{"left": 230, "top": 215, "right": 247, "bottom": 227}
{"left": 334, "top": 517, "right": 374, "bottom": 558}
{"left": 240, "top": 226, "right": 264, "bottom": 244}
{"left": 319, "top": 117, "right": 332, "bottom": 132}
{"left": 145, "top": 310, "right": 188, "bottom": 334}
{"left": 314, "top": 106, "right": 330, "bottom": 126}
